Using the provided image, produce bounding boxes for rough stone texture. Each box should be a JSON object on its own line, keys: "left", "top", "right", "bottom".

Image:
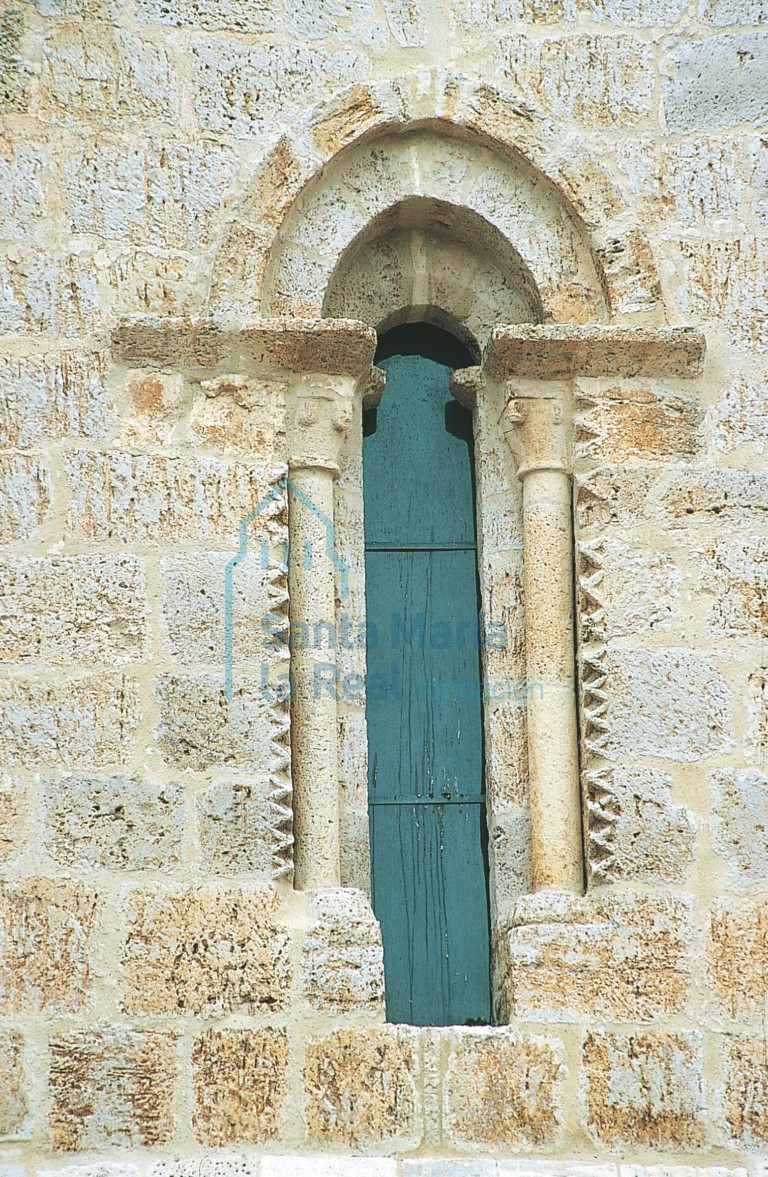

{"left": 615, "top": 137, "right": 742, "bottom": 228}
{"left": 723, "top": 1036, "right": 768, "bottom": 1147}
{"left": 40, "top": 27, "right": 179, "bottom": 129}
{"left": 709, "top": 899, "right": 768, "bottom": 1020}
{"left": 711, "top": 770, "right": 768, "bottom": 881}
{"left": 0, "top": 8, "right": 29, "bottom": 112}
{"left": 64, "top": 142, "right": 239, "bottom": 248}
{"left": 304, "top": 1028, "right": 418, "bottom": 1149}
{"left": 0, "top": 253, "right": 100, "bottom": 338}
{"left": 155, "top": 674, "right": 285, "bottom": 773}
{"left": 0, "top": 1030, "right": 28, "bottom": 1139}
{"left": 161, "top": 553, "right": 278, "bottom": 666}
{"left": 0, "top": 455, "right": 52, "bottom": 541}
{"left": 302, "top": 888, "right": 385, "bottom": 1014}
{"left": 673, "top": 239, "right": 768, "bottom": 352}
{"left": 0, "top": 556, "right": 147, "bottom": 664}
{"left": 603, "top": 648, "right": 732, "bottom": 763}
{"left": 43, "top": 775, "right": 184, "bottom": 870}
{"left": 191, "top": 40, "right": 367, "bottom": 141}
{"left": 121, "top": 884, "right": 291, "bottom": 1016}
{"left": 587, "top": 765, "right": 695, "bottom": 884}
{"left": 714, "top": 369, "right": 768, "bottom": 454}
{"left": 596, "top": 542, "right": 682, "bottom": 637}
{"left": 699, "top": 537, "right": 768, "bottom": 636}
{"left": 444, "top": 1031, "right": 562, "bottom": 1148}
{"left": 662, "top": 35, "right": 768, "bottom": 131}
{"left": 498, "top": 35, "right": 654, "bottom": 127}
{"left": 576, "top": 466, "right": 768, "bottom": 531}
{"left": 192, "top": 1029, "right": 288, "bottom": 1146}
{"left": 0, "top": 775, "right": 26, "bottom": 865}
{"left": 195, "top": 776, "right": 284, "bottom": 876}
{"left": 0, "top": 353, "right": 112, "bottom": 449}
{"left": 582, "top": 386, "right": 703, "bottom": 462}
{"left": 135, "top": 0, "right": 277, "bottom": 30}
{"left": 503, "top": 892, "right": 691, "bottom": 1022}
{"left": 0, "top": 675, "right": 139, "bottom": 767}
{"left": 582, "top": 1032, "right": 705, "bottom": 1149}
{"left": 0, "top": 879, "right": 97, "bottom": 1014}
{"left": 49, "top": 1027, "right": 176, "bottom": 1150}
{"left": 65, "top": 451, "right": 283, "bottom": 544}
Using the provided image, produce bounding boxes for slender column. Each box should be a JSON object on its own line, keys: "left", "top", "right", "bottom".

{"left": 288, "top": 381, "right": 354, "bottom": 890}
{"left": 502, "top": 392, "right": 583, "bottom": 893}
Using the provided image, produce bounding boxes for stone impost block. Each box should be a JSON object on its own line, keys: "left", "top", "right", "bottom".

{"left": 503, "top": 892, "right": 691, "bottom": 1022}
{"left": 0, "top": 556, "right": 147, "bottom": 664}
{"left": 582, "top": 1031, "right": 705, "bottom": 1149}
{"left": 0, "top": 455, "right": 51, "bottom": 542}
{"left": 724, "top": 1035, "right": 768, "bottom": 1147}
{"left": 192, "top": 1028, "right": 288, "bottom": 1146}
{"left": 0, "top": 675, "right": 139, "bottom": 767}
{"left": 43, "top": 775, "right": 184, "bottom": 871}
{"left": 444, "top": 1029, "right": 562, "bottom": 1148}
{"left": 710, "top": 898, "right": 768, "bottom": 1020}
{"left": 121, "top": 884, "right": 291, "bottom": 1016}
{"left": 0, "top": 1030, "right": 28, "bottom": 1140}
{"left": 49, "top": 1027, "right": 176, "bottom": 1150}
{"left": 485, "top": 326, "right": 705, "bottom": 381}
{"left": 0, "top": 353, "right": 112, "bottom": 450}
{"left": 111, "top": 317, "right": 377, "bottom": 380}
{"left": 304, "top": 1027, "right": 419, "bottom": 1149}
{"left": 302, "top": 888, "right": 385, "bottom": 1015}
{"left": 0, "top": 879, "right": 97, "bottom": 1015}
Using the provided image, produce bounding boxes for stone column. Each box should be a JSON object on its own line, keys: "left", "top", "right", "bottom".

{"left": 287, "top": 380, "right": 355, "bottom": 890}
{"left": 501, "top": 390, "right": 583, "bottom": 893}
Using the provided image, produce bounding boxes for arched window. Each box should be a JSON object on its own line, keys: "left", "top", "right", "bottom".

{"left": 363, "top": 323, "right": 491, "bottom": 1027}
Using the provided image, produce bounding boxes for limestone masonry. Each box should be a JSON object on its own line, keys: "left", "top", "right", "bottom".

{"left": 0, "top": 0, "right": 767, "bottom": 1174}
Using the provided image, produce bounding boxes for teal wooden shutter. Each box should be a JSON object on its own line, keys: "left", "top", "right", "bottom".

{"left": 364, "top": 341, "right": 491, "bottom": 1027}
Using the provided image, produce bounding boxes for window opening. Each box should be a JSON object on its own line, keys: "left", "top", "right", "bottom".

{"left": 363, "top": 322, "right": 491, "bottom": 1026}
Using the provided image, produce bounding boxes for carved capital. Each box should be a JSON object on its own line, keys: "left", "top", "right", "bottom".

{"left": 288, "top": 383, "right": 354, "bottom": 476}
{"left": 501, "top": 387, "right": 569, "bottom": 478}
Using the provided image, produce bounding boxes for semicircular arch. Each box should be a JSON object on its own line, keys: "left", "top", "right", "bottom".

{"left": 208, "top": 71, "right": 663, "bottom": 327}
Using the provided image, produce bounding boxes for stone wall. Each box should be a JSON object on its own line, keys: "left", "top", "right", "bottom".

{"left": 1, "top": 0, "right": 767, "bottom": 1173}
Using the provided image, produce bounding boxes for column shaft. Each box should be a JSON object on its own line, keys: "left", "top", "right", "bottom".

{"left": 521, "top": 468, "right": 583, "bottom": 892}
{"left": 289, "top": 466, "right": 341, "bottom": 890}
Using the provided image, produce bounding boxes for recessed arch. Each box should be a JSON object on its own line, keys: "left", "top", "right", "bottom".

{"left": 207, "top": 70, "right": 665, "bottom": 326}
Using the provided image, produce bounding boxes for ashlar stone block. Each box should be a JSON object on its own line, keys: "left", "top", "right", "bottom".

{"left": 43, "top": 774, "right": 183, "bottom": 871}
{"left": 0, "top": 1030, "right": 28, "bottom": 1139}
{"left": 0, "top": 556, "right": 148, "bottom": 665}
{"left": 724, "top": 1036, "right": 768, "bottom": 1147}
{"left": 710, "top": 898, "right": 768, "bottom": 1020}
{"left": 582, "top": 1031, "right": 705, "bottom": 1149}
{"left": 0, "top": 674, "right": 139, "bottom": 767}
{"left": 0, "top": 455, "right": 51, "bottom": 542}
{"left": 49, "top": 1027, "right": 176, "bottom": 1150}
{"left": 662, "top": 35, "right": 768, "bottom": 132}
{"left": 304, "top": 1027, "right": 419, "bottom": 1149}
{"left": 444, "top": 1030, "right": 562, "bottom": 1148}
{"left": 0, "top": 879, "right": 97, "bottom": 1014}
{"left": 504, "top": 892, "right": 691, "bottom": 1022}
{"left": 302, "top": 888, "right": 385, "bottom": 1015}
{"left": 192, "top": 1028, "right": 288, "bottom": 1146}
{"left": 0, "top": 352, "right": 112, "bottom": 450}
{"left": 121, "top": 884, "right": 291, "bottom": 1016}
